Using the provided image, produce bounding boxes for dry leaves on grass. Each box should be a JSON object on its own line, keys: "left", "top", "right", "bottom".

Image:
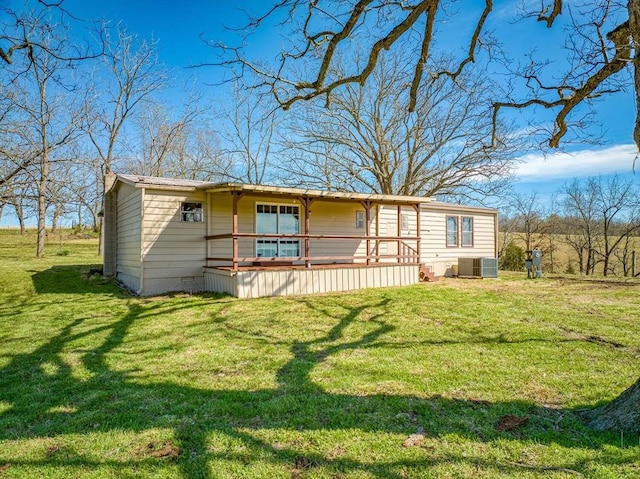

{"left": 292, "top": 456, "right": 318, "bottom": 479}
{"left": 495, "top": 415, "right": 528, "bottom": 432}
{"left": 402, "top": 433, "right": 425, "bottom": 447}
{"left": 146, "top": 441, "right": 181, "bottom": 460}
{"left": 0, "top": 464, "right": 10, "bottom": 475}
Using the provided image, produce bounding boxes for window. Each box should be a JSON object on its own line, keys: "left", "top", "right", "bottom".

{"left": 256, "top": 203, "right": 300, "bottom": 257}
{"left": 356, "top": 211, "right": 365, "bottom": 229}
{"left": 446, "top": 216, "right": 458, "bottom": 247}
{"left": 462, "top": 217, "right": 474, "bottom": 247}
{"left": 181, "top": 202, "right": 203, "bottom": 222}
{"left": 401, "top": 214, "right": 409, "bottom": 231}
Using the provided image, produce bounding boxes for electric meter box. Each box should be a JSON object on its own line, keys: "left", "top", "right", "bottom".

{"left": 530, "top": 249, "right": 542, "bottom": 266}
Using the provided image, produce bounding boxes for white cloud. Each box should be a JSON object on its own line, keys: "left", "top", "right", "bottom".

{"left": 515, "top": 144, "right": 639, "bottom": 180}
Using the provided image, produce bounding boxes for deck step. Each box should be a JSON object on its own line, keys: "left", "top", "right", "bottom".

{"left": 419, "top": 264, "right": 439, "bottom": 282}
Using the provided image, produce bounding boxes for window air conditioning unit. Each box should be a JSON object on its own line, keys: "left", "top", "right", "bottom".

{"left": 458, "top": 257, "right": 498, "bottom": 278}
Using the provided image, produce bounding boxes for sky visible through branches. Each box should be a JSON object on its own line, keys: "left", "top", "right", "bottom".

{"left": 0, "top": 0, "right": 638, "bottom": 226}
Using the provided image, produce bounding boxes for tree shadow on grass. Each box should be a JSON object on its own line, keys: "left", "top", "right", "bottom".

{"left": 0, "top": 266, "right": 636, "bottom": 477}
{"left": 30, "top": 264, "right": 115, "bottom": 295}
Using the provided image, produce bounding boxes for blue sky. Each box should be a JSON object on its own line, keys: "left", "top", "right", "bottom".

{"left": 1, "top": 1, "right": 639, "bottom": 227}
{"left": 62, "top": 0, "right": 638, "bottom": 186}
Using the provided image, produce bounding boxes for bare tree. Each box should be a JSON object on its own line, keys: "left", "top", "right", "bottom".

{"left": 83, "top": 27, "right": 165, "bottom": 174}
{"left": 219, "top": 1, "right": 639, "bottom": 151}
{"left": 500, "top": 192, "right": 565, "bottom": 272}
{"left": 163, "top": 127, "right": 231, "bottom": 181}
{"left": 218, "top": 83, "right": 280, "bottom": 185}
{"left": 562, "top": 178, "right": 602, "bottom": 275}
{"left": 81, "top": 27, "right": 165, "bottom": 253}
{"left": 562, "top": 176, "right": 640, "bottom": 276}
{"left": 612, "top": 227, "right": 640, "bottom": 277}
{"left": 508, "top": 192, "right": 547, "bottom": 251}
{"left": 60, "top": 159, "right": 103, "bottom": 231}
{"left": 0, "top": 178, "right": 29, "bottom": 235}
{"left": 126, "top": 96, "right": 203, "bottom": 177}
{"left": 541, "top": 212, "right": 563, "bottom": 274}
{"left": 593, "top": 175, "right": 640, "bottom": 275}
{"left": 2, "top": 7, "right": 82, "bottom": 257}
{"left": 0, "top": 1, "right": 101, "bottom": 67}
{"left": 281, "top": 54, "right": 517, "bottom": 197}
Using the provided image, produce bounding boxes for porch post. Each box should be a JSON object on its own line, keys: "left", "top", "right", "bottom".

{"left": 414, "top": 203, "right": 421, "bottom": 264}
{"left": 397, "top": 205, "right": 402, "bottom": 263}
{"left": 362, "top": 201, "right": 373, "bottom": 265}
{"left": 300, "top": 197, "right": 314, "bottom": 269}
{"left": 232, "top": 191, "right": 242, "bottom": 271}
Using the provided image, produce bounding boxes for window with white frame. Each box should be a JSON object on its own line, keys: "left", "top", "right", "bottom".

{"left": 462, "top": 216, "right": 474, "bottom": 247}
{"left": 181, "top": 202, "right": 203, "bottom": 222}
{"left": 446, "top": 216, "right": 458, "bottom": 247}
{"left": 356, "top": 210, "right": 365, "bottom": 229}
{"left": 256, "top": 203, "right": 300, "bottom": 257}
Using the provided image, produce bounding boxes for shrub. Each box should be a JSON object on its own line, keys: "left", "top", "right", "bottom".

{"left": 565, "top": 261, "right": 576, "bottom": 275}
{"left": 500, "top": 241, "right": 525, "bottom": 271}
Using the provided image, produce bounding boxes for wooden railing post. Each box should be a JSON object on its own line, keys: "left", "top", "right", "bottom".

{"left": 232, "top": 192, "right": 242, "bottom": 271}
{"left": 361, "top": 201, "right": 373, "bottom": 265}
{"left": 300, "top": 197, "right": 314, "bottom": 269}
{"left": 397, "top": 205, "right": 402, "bottom": 263}
{"left": 413, "top": 202, "right": 421, "bottom": 264}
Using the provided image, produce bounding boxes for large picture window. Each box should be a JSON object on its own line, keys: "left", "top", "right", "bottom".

{"left": 446, "top": 216, "right": 458, "bottom": 247}
{"left": 256, "top": 203, "right": 300, "bottom": 257}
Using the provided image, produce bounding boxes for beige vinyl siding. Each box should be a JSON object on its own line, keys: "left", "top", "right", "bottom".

{"left": 115, "top": 183, "right": 142, "bottom": 292}
{"left": 377, "top": 205, "right": 419, "bottom": 263}
{"left": 207, "top": 192, "right": 233, "bottom": 264}
{"left": 141, "top": 190, "right": 207, "bottom": 294}
{"left": 420, "top": 207, "right": 496, "bottom": 276}
{"left": 308, "top": 201, "right": 368, "bottom": 263}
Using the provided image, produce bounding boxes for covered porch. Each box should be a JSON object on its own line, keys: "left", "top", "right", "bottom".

{"left": 202, "top": 184, "right": 431, "bottom": 297}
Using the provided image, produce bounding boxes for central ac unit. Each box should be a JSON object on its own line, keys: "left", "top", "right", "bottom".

{"left": 458, "top": 257, "right": 498, "bottom": 278}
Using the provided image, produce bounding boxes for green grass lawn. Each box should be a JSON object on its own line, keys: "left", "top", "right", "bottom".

{"left": 1, "top": 230, "right": 639, "bottom": 478}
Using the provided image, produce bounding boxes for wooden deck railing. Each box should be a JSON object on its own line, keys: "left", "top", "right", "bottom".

{"left": 205, "top": 233, "right": 421, "bottom": 270}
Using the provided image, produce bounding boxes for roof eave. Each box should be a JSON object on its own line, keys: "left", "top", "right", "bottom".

{"left": 202, "top": 183, "right": 432, "bottom": 204}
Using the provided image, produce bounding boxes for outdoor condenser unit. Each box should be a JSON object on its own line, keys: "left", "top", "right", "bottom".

{"left": 458, "top": 257, "right": 498, "bottom": 278}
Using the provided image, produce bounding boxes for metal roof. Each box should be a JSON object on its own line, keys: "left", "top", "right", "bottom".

{"left": 111, "top": 174, "right": 433, "bottom": 204}
{"left": 111, "top": 175, "right": 496, "bottom": 212}
{"left": 116, "top": 174, "right": 212, "bottom": 190}
{"left": 203, "top": 183, "right": 433, "bottom": 204}
{"left": 425, "top": 201, "right": 499, "bottom": 214}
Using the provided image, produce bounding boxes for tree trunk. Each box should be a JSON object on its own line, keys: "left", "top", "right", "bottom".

{"left": 37, "top": 144, "right": 49, "bottom": 257}
{"left": 36, "top": 171, "right": 47, "bottom": 257}
{"left": 583, "top": 377, "right": 640, "bottom": 433}
{"left": 51, "top": 205, "right": 59, "bottom": 234}
{"left": 11, "top": 201, "right": 26, "bottom": 236}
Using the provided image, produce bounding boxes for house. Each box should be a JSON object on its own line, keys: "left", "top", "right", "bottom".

{"left": 103, "top": 174, "right": 498, "bottom": 298}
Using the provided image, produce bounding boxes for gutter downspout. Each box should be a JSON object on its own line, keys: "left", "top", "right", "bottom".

{"left": 137, "top": 187, "right": 146, "bottom": 295}
{"left": 494, "top": 211, "right": 499, "bottom": 259}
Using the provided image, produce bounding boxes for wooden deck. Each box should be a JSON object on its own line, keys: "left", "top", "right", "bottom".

{"left": 203, "top": 263, "right": 420, "bottom": 298}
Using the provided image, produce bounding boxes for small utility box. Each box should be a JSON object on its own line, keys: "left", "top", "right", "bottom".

{"left": 525, "top": 249, "right": 542, "bottom": 278}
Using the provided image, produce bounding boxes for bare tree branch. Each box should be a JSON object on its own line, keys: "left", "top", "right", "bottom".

{"left": 215, "top": 0, "right": 639, "bottom": 150}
